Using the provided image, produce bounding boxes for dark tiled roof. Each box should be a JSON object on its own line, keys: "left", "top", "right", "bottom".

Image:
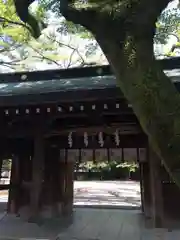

{"left": 0, "top": 57, "right": 179, "bottom": 106}
{"left": 0, "top": 69, "right": 179, "bottom": 97}
{"left": 0, "top": 75, "right": 115, "bottom": 96}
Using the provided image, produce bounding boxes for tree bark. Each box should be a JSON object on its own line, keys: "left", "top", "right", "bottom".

{"left": 96, "top": 34, "right": 180, "bottom": 186}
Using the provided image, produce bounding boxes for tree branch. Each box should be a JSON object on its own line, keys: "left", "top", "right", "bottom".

{"left": 13, "top": 0, "right": 42, "bottom": 38}
{"left": 0, "top": 64, "right": 16, "bottom": 70}
{"left": 171, "top": 43, "right": 180, "bottom": 52}
{"left": 0, "top": 58, "right": 27, "bottom": 70}
{"left": 168, "top": 33, "right": 180, "bottom": 42}
{"left": 28, "top": 45, "right": 60, "bottom": 66}
{"left": 45, "top": 34, "right": 86, "bottom": 65}
{"left": 0, "top": 16, "right": 32, "bottom": 33}
{"left": 61, "top": 4, "right": 100, "bottom": 34}
{"left": 60, "top": 0, "right": 172, "bottom": 41}
{"left": 66, "top": 48, "right": 76, "bottom": 68}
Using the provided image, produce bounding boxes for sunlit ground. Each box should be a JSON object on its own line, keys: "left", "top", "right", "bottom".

{"left": 0, "top": 180, "right": 141, "bottom": 209}
{"left": 74, "top": 181, "right": 141, "bottom": 208}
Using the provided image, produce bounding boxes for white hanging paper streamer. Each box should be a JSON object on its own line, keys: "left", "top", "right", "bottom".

{"left": 68, "top": 132, "right": 73, "bottom": 148}
{"left": 84, "top": 132, "right": 88, "bottom": 147}
{"left": 98, "top": 132, "right": 104, "bottom": 147}
{"left": 114, "top": 129, "right": 120, "bottom": 146}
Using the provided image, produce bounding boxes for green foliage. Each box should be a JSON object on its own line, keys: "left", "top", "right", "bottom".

{"left": 155, "top": 8, "right": 180, "bottom": 44}
{"left": 79, "top": 161, "right": 110, "bottom": 172}
{"left": 79, "top": 160, "right": 138, "bottom": 173}
{"left": 0, "top": 0, "right": 100, "bottom": 70}
{"left": 0, "top": 0, "right": 48, "bottom": 44}
{"left": 0, "top": 0, "right": 47, "bottom": 62}
{"left": 0, "top": 0, "right": 30, "bottom": 43}
{"left": 116, "top": 162, "right": 138, "bottom": 172}
{"left": 39, "top": 0, "right": 95, "bottom": 38}
{"left": 0, "top": 0, "right": 80, "bottom": 70}
{"left": 2, "top": 159, "right": 11, "bottom": 171}
{"left": 31, "top": 4, "right": 46, "bottom": 21}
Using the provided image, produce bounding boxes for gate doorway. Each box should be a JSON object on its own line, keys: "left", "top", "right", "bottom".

{"left": 64, "top": 147, "right": 144, "bottom": 209}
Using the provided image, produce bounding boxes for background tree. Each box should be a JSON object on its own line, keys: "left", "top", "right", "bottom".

{"left": 0, "top": 0, "right": 106, "bottom": 72}
{"left": 0, "top": 0, "right": 50, "bottom": 71}
{"left": 154, "top": 5, "right": 180, "bottom": 56}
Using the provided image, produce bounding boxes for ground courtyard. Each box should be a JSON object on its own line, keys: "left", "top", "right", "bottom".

{"left": 0, "top": 181, "right": 179, "bottom": 239}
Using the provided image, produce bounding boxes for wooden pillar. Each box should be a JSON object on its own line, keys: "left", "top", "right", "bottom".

{"left": 93, "top": 149, "right": 95, "bottom": 163}
{"left": 139, "top": 163, "right": 144, "bottom": 213}
{"left": 137, "top": 148, "right": 144, "bottom": 213}
{"left": 18, "top": 152, "right": 32, "bottom": 212}
{"left": 7, "top": 138, "right": 33, "bottom": 217}
{"left": 29, "top": 134, "right": 44, "bottom": 220}
{"left": 149, "top": 146, "right": 164, "bottom": 227}
{"left": 42, "top": 145, "right": 74, "bottom": 218}
{"left": 0, "top": 156, "right": 3, "bottom": 179}
{"left": 61, "top": 149, "right": 74, "bottom": 216}
{"left": 59, "top": 149, "right": 66, "bottom": 212}
{"left": 7, "top": 155, "right": 20, "bottom": 214}
{"left": 140, "top": 162, "right": 151, "bottom": 218}
{"left": 51, "top": 146, "right": 61, "bottom": 216}
{"left": 43, "top": 144, "right": 62, "bottom": 218}
{"left": 138, "top": 148, "right": 151, "bottom": 218}
{"left": 107, "top": 148, "right": 110, "bottom": 162}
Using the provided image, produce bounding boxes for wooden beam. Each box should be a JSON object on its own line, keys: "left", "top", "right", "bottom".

{"left": 45, "top": 124, "right": 141, "bottom": 136}
{"left": 0, "top": 184, "right": 10, "bottom": 190}
{"left": 0, "top": 121, "right": 141, "bottom": 138}
{"left": 48, "top": 133, "right": 147, "bottom": 149}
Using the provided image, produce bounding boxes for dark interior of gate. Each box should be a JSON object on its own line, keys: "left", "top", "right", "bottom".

{"left": 0, "top": 57, "right": 179, "bottom": 227}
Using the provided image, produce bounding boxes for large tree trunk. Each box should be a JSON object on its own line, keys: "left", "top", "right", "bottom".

{"left": 96, "top": 34, "right": 180, "bottom": 185}
{"left": 61, "top": 0, "right": 180, "bottom": 185}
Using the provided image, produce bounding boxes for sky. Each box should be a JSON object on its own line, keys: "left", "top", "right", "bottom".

{"left": 0, "top": 0, "right": 179, "bottom": 73}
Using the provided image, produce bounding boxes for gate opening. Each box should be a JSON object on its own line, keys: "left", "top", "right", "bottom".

{"left": 64, "top": 148, "right": 144, "bottom": 209}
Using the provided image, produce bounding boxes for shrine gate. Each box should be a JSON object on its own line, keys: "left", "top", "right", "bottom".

{"left": 0, "top": 57, "right": 179, "bottom": 227}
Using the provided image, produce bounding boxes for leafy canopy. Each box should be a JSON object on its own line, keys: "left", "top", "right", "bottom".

{"left": 0, "top": 0, "right": 179, "bottom": 72}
